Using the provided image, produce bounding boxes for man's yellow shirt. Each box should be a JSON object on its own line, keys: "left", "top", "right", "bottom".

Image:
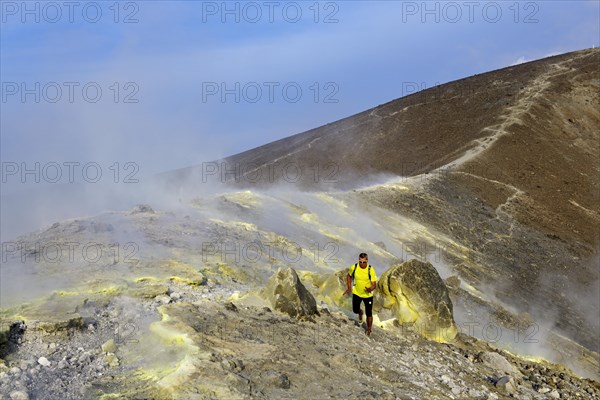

{"left": 349, "top": 264, "right": 378, "bottom": 298}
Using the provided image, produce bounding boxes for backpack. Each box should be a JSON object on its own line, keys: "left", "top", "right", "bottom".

{"left": 351, "top": 263, "right": 372, "bottom": 286}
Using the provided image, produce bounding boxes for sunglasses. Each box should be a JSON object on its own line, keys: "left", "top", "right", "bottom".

{"left": 359, "top": 261, "right": 367, "bottom": 264}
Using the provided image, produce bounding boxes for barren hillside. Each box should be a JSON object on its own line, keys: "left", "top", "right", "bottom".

{"left": 167, "top": 48, "right": 600, "bottom": 353}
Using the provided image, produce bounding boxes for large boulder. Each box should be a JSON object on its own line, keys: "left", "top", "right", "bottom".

{"left": 374, "top": 259, "right": 457, "bottom": 342}
{"left": 262, "top": 268, "right": 318, "bottom": 318}
{"left": 477, "top": 351, "right": 518, "bottom": 375}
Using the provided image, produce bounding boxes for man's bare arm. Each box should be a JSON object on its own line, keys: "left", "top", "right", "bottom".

{"left": 365, "top": 281, "right": 377, "bottom": 293}
{"left": 343, "top": 274, "right": 352, "bottom": 295}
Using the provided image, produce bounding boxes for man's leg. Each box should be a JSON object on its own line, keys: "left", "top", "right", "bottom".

{"left": 365, "top": 297, "right": 374, "bottom": 335}
{"left": 352, "top": 294, "right": 362, "bottom": 322}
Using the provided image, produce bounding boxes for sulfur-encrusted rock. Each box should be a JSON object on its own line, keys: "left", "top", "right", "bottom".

{"left": 374, "top": 259, "right": 457, "bottom": 342}
{"left": 262, "top": 268, "right": 318, "bottom": 318}
{"left": 101, "top": 339, "right": 117, "bottom": 354}
{"left": 307, "top": 269, "right": 352, "bottom": 311}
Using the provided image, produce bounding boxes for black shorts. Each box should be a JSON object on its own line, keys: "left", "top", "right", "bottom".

{"left": 352, "top": 294, "right": 373, "bottom": 317}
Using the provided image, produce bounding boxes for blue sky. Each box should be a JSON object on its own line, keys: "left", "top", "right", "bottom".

{"left": 1, "top": 0, "right": 599, "bottom": 181}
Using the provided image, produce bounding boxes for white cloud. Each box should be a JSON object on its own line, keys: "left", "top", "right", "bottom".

{"left": 510, "top": 56, "right": 529, "bottom": 66}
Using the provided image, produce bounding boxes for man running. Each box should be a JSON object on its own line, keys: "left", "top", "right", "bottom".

{"left": 343, "top": 253, "right": 377, "bottom": 336}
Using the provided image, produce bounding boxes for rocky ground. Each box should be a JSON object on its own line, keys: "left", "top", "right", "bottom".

{"left": 1, "top": 182, "right": 598, "bottom": 399}
{"left": 1, "top": 264, "right": 599, "bottom": 400}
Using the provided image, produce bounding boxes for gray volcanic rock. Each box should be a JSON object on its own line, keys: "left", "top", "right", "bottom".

{"left": 374, "top": 259, "right": 457, "bottom": 342}
{"left": 128, "top": 204, "right": 156, "bottom": 215}
{"left": 262, "top": 267, "right": 318, "bottom": 319}
{"left": 477, "top": 351, "right": 518, "bottom": 375}
{"left": 494, "top": 375, "right": 517, "bottom": 395}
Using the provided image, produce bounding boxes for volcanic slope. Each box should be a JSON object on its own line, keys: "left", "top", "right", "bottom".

{"left": 168, "top": 48, "right": 600, "bottom": 366}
